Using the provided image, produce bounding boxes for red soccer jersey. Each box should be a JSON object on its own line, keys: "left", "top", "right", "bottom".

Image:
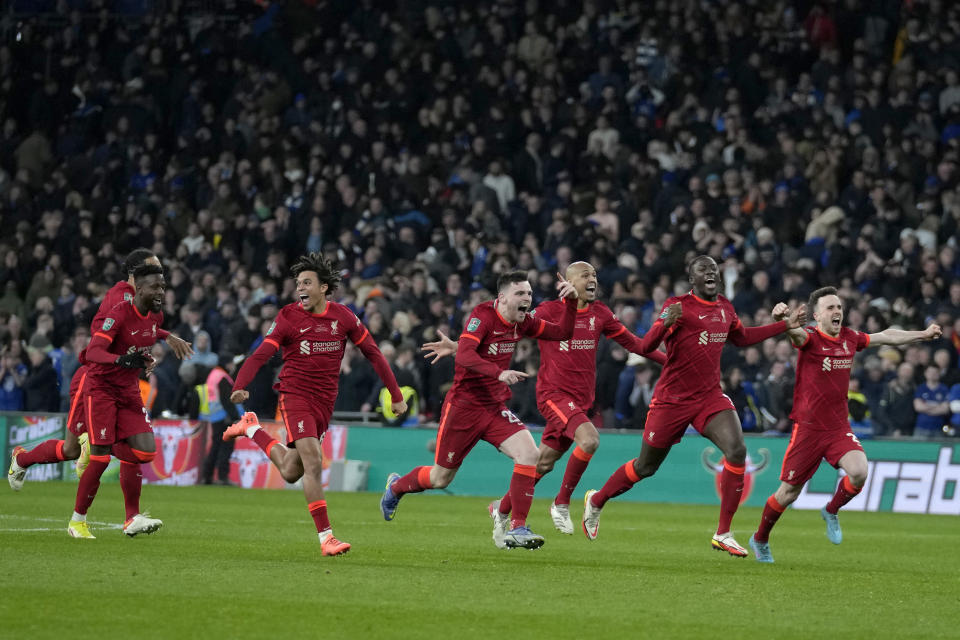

{"left": 83, "top": 301, "right": 164, "bottom": 394}
{"left": 534, "top": 300, "right": 632, "bottom": 408}
{"left": 653, "top": 292, "right": 743, "bottom": 403}
{"left": 791, "top": 326, "right": 870, "bottom": 430}
{"left": 264, "top": 301, "right": 371, "bottom": 400}
{"left": 103, "top": 281, "right": 135, "bottom": 309}
{"left": 451, "top": 299, "right": 574, "bottom": 408}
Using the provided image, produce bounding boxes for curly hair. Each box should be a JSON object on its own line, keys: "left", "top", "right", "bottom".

{"left": 291, "top": 252, "right": 341, "bottom": 294}
{"left": 121, "top": 248, "right": 157, "bottom": 277}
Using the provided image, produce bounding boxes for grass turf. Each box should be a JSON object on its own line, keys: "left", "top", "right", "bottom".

{"left": 1, "top": 482, "right": 957, "bottom": 639}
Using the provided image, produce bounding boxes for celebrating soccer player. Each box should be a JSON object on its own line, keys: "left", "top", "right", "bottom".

{"left": 421, "top": 261, "right": 675, "bottom": 540}
{"left": 748, "top": 286, "right": 942, "bottom": 563}
{"left": 222, "top": 252, "right": 406, "bottom": 556}
{"left": 8, "top": 250, "right": 193, "bottom": 537}
{"left": 380, "top": 270, "right": 579, "bottom": 550}
{"left": 62, "top": 264, "right": 175, "bottom": 538}
{"left": 581, "top": 255, "right": 805, "bottom": 557}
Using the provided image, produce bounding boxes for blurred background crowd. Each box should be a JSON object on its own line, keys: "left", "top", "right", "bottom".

{"left": 1, "top": 0, "right": 959, "bottom": 439}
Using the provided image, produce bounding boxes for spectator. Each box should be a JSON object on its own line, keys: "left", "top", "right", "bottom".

{"left": 22, "top": 345, "right": 59, "bottom": 412}
{"left": 914, "top": 364, "right": 950, "bottom": 438}
{"left": 0, "top": 343, "right": 26, "bottom": 411}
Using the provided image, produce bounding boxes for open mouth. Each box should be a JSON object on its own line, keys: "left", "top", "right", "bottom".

{"left": 704, "top": 277, "right": 717, "bottom": 287}
{"left": 831, "top": 316, "right": 841, "bottom": 328}
{"left": 518, "top": 304, "right": 529, "bottom": 313}
{"left": 585, "top": 284, "right": 597, "bottom": 295}
{"left": 299, "top": 294, "right": 309, "bottom": 304}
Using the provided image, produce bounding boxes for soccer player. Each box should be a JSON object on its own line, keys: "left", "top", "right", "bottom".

{"left": 421, "top": 261, "right": 677, "bottom": 540}
{"left": 748, "top": 287, "right": 942, "bottom": 563}
{"left": 222, "top": 252, "right": 406, "bottom": 556}
{"left": 581, "top": 255, "right": 805, "bottom": 556}
{"left": 8, "top": 250, "right": 193, "bottom": 536}
{"left": 65, "top": 264, "right": 175, "bottom": 538}
{"left": 379, "top": 269, "right": 579, "bottom": 550}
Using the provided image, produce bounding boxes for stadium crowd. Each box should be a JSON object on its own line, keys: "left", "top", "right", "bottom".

{"left": 1, "top": 0, "right": 959, "bottom": 439}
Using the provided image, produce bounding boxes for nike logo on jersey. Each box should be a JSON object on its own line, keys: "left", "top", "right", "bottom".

{"left": 493, "top": 330, "right": 507, "bottom": 335}
{"left": 129, "top": 330, "right": 139, "bottom": 335}
{"left": 698, "top": 314, "right": 708, "bottom": 319}
{"left": 300, "top": 327, "right": 310, "bottom": 334}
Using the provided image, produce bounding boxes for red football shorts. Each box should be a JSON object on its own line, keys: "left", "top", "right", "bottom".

{"left": 779, "top": 423, "right": 865, "bottom": 485}
{"left": 277, "top": 392, "right": 334, "bottom": 446}
{"left": 65, "top": 367, "right": 89, "bottom": 437}
{"left": 538, "top": 393, "right": 590, "bottom": 453}
{"left": 434, "top": 398, "right": 528, "bottom": 469}
{"left": 642, "top": 392, "right": 736, "bottom": 448}
{"left": 84, "top": 388, "right": 151, "bottom": 446}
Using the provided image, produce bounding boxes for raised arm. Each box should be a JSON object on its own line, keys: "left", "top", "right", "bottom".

{"left": 531, "top": 296, "right": 577, "bottom": 340}
{"left": 772, "top": 302, "right": 808, "bottom": 347}
{"left": 869, "top": 324, "right": 942, "bottom": 346}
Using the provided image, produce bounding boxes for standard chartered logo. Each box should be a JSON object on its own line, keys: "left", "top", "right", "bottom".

{"left": 300, "top": 340, "right": 310, "bottom": 354}
{"left": 698, "top": 331, "right": 708, "bottom": 345}
{"left": 822, "top": 357, "right": 832, "bottom": 371}
{"left": 559, "top": 340, "right": 569, "bottom": 352}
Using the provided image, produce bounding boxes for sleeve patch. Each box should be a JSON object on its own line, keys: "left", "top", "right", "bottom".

{"left": 467, "top": 318, "right": 481, "bottom": 332}
{"left": 102, "top": 318, "right": 114, "bottom": 331}
{"left": 266, "top": 321, "right": 277, "bottom": 336}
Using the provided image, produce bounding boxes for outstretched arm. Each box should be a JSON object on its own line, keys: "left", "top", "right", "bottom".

{"left": 869, "top": 324, "right": 942, "bottom": 346}
{"left": 229, "top": 339, "right": 279, "bottom": 403}
{"left": 532, "top": 296, "right": 577, "bottom": 340}
{"left": 422, "top": 329, "right": 457, "bottom": 363}
{"left": 728, "top": 304, "right": 805, "bottom": 347}
{"left": 611, "top": 303, "right": 682, "bottom": 363}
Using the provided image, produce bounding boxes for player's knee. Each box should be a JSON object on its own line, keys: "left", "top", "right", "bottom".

{"left": 634, "top": 458, "right": 658, "bottom": 479}
{"left": 848, "top": 467, "right": 868, "bottom": 487}
{"left": 61, "top": 442, "right": 80, "bottom": 460}
{"left": 536, "top": 459, "right": 555, "bottom": 476}
{"left": 430, "top": 467, "right": 455, "bottom": 489}
{"left": 514, "top": 449, "right": 538, "bottom": 467}
{"left": 579, "top": 436, "right": 599, "bottom": 455}
{"left": 724, "top": 442, "right": 747, "bottom": 466}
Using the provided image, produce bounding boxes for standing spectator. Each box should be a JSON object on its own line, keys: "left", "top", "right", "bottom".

{"left": 22, "top": 346, "right": 59, "bottom": 412}
{"left": 482, "top": 160, "right": 516, "bottom": 215}
{"left": 914, "top": 364, "right": 950, "bottom": 438}
{"left": 876, "top": 362, "right": 918, "bottom": 437}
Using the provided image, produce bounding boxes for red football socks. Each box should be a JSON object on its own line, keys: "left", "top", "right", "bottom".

{"left": 308, "top": 499, "right": 331, "bottom": 533}
{"left": 119, "top": 461, "right": 142, "bottom": 521}
{"left": 251, "top": 429, "right": 280, "bottom": 457}
{"left": 555, "top": 446, "right": 593, "bottom": 506}
{"left": 74, "top": 454, "right": 110, "bottom": 515}
{"left": 754, "top": 495, "right": 786, "bottom": 543}
{"left": 716, "top": 459, "right": 745, "bottom": 534}
{"left": 591, "top": 459, "right": 641, "bottom": 509}
{"left": 16, "top": 439, "right": 66, "bottom": 467}
{"left": 826, "top": 475, "right": 862, "bottom": 514}
{"left": 508, "top": 464, "right": 538, "bottom": 529}
{"left": 391, "top": 466, "right": 432, "bottom": 496}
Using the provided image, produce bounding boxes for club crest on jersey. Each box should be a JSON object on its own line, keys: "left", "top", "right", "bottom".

{"left": 102, "top": 318, "right": 114, "bottom": 331}
{"left": 331, "top": 320, "right": 339, "bottom": 335}
{"left": 266, "top": 321, "right": 276, "bottom": 336}
{"left": 123, "top": 293, "right": 133, "bottom": 302}
{"left": 721, "top": 308, "right": 726, "bottom": 323}
{"left": 589, "top": 316, "right": 595, "bottom": 331}
{"left": 467, "top": 318, "right": 481, "bottom": 332}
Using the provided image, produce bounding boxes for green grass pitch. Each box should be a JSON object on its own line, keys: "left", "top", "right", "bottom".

{"left": 1, "top": 482, "right": 957, "bottom": 639}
